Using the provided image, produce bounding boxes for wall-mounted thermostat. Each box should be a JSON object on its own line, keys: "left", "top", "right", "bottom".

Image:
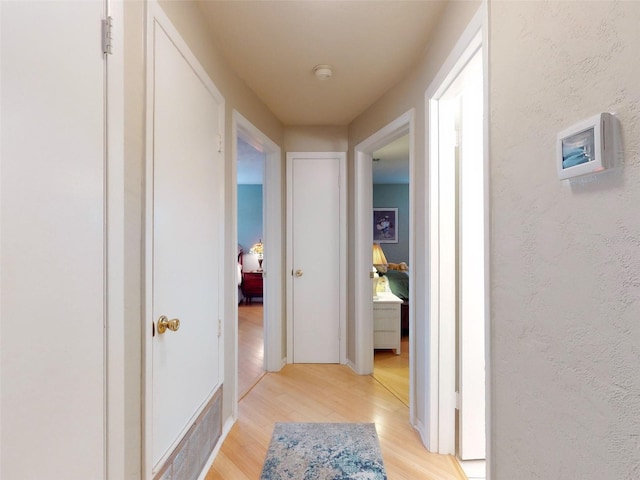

{"left": 557, "top": 112, "right": 613, "bottom": 180}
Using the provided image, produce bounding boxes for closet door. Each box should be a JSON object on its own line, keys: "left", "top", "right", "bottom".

{"left": 147, "top": 9, "right": 225, "bottom": 473}
{"left": 288, "top": 153, "right": 344, "bottom": 363}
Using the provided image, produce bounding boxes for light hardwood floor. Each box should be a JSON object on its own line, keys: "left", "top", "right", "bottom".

{"left": 238, "top": 303, "right": 265, "bottom": 398}
{"left": 207, "top": 365, "right": 465, "bottom": 479}
{"left": 223, "top": 307, "right": 465, "bottom": 479}
{"left": 373, "top": 335, "right": 410, "bottom": 406}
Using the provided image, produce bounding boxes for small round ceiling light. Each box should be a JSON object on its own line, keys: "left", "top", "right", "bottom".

{"left": 313, "top": 64, "right": 333, "bottom": 81}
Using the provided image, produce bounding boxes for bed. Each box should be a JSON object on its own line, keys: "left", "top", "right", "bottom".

{"left": 382, "top": 269, "right": 409, "bottom": 302}
{"left": 378, "top": 266, "right": 410, "bottom": 333}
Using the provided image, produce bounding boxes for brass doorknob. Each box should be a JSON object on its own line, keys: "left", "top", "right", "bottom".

{"left": 157, "top": 315, "right": 180, "bottom": 334}
{"left": 295, "top": 269, "right": 303, "bottom": 277}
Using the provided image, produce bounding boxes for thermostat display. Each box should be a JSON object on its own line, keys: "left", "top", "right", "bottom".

{"left": 557, "top": 113, "right": 613, "bottom": 180}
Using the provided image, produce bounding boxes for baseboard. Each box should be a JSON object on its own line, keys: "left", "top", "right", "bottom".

{"left": 413, "top": 418, "right": 431, "bottom": 451}
{"left": 196, "top": 415, "right": 236, "bottom": 480}
{"left": 345, "top": 359, "right": 358, "bottom": 373}
{"left": 458, "top": 459, "right": 486, "bottom": 480}
{"left": 154, "top": 387, "right": 222, "bottom": 480}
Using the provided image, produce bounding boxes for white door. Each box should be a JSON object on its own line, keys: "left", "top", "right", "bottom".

{"left": 288, "top": 153, "right": 343, "bottom": 363}
{"left": 1, "top": 1, "right": 106, "bottom": 478}
{"left": 148, "top": 16, "right": 225, "bottom": 472}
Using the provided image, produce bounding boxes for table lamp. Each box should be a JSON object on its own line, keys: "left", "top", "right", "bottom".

{"left": 250, "top": 240, "right": 264, "bottom": 271}
{"left": 372, "top": 243, "right": 388, "bottom": 297}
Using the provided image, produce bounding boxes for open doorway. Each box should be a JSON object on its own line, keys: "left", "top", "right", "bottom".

{"left": 354, "top": 110, "right": 415, "bottom": 424}
{"left": 237, "top": 138, "right": 266, "bottom": 397}
{"left": 232, "top": 111, "right": 283, "bottom": 412}
{"left": 371, "top": 135, "right": 410, "bottom": 406}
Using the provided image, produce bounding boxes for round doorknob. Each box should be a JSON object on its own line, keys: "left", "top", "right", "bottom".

{"left": 157, "top": 315, "right": 180, "bottom": 334}
{"left": 295, "top": 269, "right": 303, "bottom": 277}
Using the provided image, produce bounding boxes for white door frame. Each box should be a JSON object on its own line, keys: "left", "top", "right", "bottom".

{"left": 286, "top": 152, "right": 347, "bottom": 364}
{"left": 353, "top": 110, "right": 415, "bottom": 420}
{"left": 424, "top": 2, "right": 490, "bottom": 473}
{"left": 105, "top": 1, "right": 126, "bottom": 478}
{"left": 143, "top": 2, "right": 226, "bottom": 477}
{"left": 231, "top": 110, "right": 284, "bottom": 413}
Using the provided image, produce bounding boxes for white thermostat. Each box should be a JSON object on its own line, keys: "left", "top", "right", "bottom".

{"left": 557, "top": 112, "right": 613, "bottom": 180}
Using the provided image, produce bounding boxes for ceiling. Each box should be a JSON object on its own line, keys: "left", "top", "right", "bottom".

{"left": 198, "top": 0, "right": 447, "bottom": 126}
{"left": 372, "top": 134, "right": 409, "bottom": 184}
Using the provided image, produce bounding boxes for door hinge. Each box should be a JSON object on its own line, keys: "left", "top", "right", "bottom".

{"left": 455, "top": 391, "right": 460, "bottom": 410}
{"left": 102, "top": 17, "right": 113, "bottom": 55}
{"left": 218, "top": 319, "right": 222, "bottom": 338}
{"left": 218, "top": 134, "right": 223, "bottom": 153}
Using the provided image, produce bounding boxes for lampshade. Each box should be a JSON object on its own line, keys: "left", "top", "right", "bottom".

{"left": 250, "top": 240, "right": 264, "bottom": 270}
{"left": 372, "top": 243, "right": 387, "bottom": 265}
{"left": 249, "top": 241, "right": 263, "bottom": 256}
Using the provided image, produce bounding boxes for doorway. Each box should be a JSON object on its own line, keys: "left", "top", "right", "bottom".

{"left": 354, "top": 110, "right": 415, "bottom": 423}
{"left": 237, "top": 137, "right": 266, "bottom": 397}
{"left": 371, "top": 135, "right": 411, "bottom": 406}
{"left": 286, "top": 152, "right": 347, "bottom": 364}
{"left": 426, "top": 14, "right": 487, "bottom": 479}
{"left": 232, "top": 111, "right": 284, "bottom": 408}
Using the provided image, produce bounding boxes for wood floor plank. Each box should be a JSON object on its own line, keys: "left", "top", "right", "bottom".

{"left": 238, "top": 303, "right": 265, "bottom": 398}
{"left": 374, "top": 335, "right": 410, "bottom": 406}
{"left": 205, "top": 364, "right": 465, "bottom": 480}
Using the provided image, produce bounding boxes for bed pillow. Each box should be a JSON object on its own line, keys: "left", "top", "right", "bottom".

{"left": 387, "top": 262, "right": 408, "bottom": 271}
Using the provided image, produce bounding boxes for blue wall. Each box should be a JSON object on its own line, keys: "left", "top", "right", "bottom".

{"left": 373, "top": 184, "right": 409, "bottom": 264}
{"left": 237, "top": 185, "right": 263, "bottom": 251}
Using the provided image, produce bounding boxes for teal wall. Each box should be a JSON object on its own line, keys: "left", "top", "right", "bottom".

{"left": 373, "top": 184, "right": 409, "bottom": 264}
{"left": 237, "top": 185, "right": 263, "bottom": 251}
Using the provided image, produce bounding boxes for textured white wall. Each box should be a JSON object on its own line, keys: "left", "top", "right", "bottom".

{"left": 490, "top": 2, "right": 640, "bottom": 479}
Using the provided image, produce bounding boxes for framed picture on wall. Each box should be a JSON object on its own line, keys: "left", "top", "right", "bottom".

{"left": 373, "top": 208, "right": 398, "bottom": 243}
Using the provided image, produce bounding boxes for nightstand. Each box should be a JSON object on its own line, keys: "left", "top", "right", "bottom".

{"left": 373, "top": 291, "right": 403, "bottom": 354}
{"left": 242, "top": 271, "right": 263, "bottom": 304}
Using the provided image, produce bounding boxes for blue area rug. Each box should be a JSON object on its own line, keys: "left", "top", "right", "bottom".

{"left": 260, "top": 422, "right": 387, "bottom": 480}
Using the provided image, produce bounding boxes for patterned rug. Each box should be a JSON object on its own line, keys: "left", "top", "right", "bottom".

{"left": 260, "top": 422, "right": 387, "bottom": 480}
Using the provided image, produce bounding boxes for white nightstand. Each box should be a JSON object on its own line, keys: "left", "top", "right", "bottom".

{"left": 373, "top": 291, "right": 403, "bottom": 354}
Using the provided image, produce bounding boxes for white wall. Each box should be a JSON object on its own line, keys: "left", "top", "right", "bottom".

{"left": 489, "top": 2, "right": 640, "bottom": 478}
{"left": 284, "top": 126, "right": 348, "bottom": 152}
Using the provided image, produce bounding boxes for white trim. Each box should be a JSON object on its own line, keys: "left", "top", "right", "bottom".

{"left": 233, "top": 111, "right": 283, "bottom": 373}
{"left": 481, "top": 2, "right": 492, "bottom": 477}
{"left": 460, "top": 459, "right": 487, "bottom": 480}
{"left": 229, "top": 120, "right": 240, "bottom": 422}
{"left": 231, "top": 111, "right": 283, "bottom": 422}
{"left": 144, "top": 2, "right": 226, "bottom": 477}
{"left": 105, "top": 0, "right": 126, "bottom": 478}
{"left": 353, "top": 110, "right": 414, "bottom": 381}
{"left": 286, "top": 152, "right": 347, "bottom": 364}
{"left": 424, "top": 0, "right": 488, "bottom": 462}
